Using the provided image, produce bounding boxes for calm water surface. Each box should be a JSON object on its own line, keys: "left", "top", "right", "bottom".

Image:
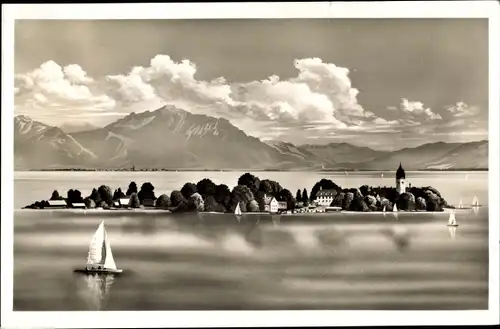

{"left": 13, "top": 171, "right": 489, "bottom": 310}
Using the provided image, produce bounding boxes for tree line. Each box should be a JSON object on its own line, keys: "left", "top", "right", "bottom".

{"left": 23, "top": 173, "right": 448, "bottom": 212}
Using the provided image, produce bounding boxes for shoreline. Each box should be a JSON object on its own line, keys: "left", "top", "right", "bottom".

{"left": 14, "top": 208, "right": 455, "bottom": 215}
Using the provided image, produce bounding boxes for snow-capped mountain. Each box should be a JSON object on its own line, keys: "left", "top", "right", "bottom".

{"left": 14, "top": 116, "right": 98, "bottom": 170}
{"left": 13, "top": 108, "right": 489, "bottom": 170}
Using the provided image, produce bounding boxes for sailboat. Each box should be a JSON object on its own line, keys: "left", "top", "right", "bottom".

{"left": 234, "top": 202, "right": 242, "bottom": 222}
{"left": 393, "top": 204, "right": 398, "bottom": 212}
{"left": 381, "top": 173, "right": 384, "bottom": 178}
{"left": 75, "top": 221, "right": 123, "bottom": 274}
{"left": 383, "top": 205, "right": 387, "bottom": 213}
{"left": 447, "top": 211, "right": 458, "bottom": 227}
{"left": 465, "top": 174, "right": 469, "bottom": 181}
{"left": 471, "top": 196, "right": 481, "bottom": 207}
{"left": 458, "top": 198, "right": 463, "bottom": 209}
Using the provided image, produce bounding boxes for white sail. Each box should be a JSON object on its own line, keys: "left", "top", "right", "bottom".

{"left": 458, "top": 198, "right": 463, "bottom": 209}
{"left": 472, "top": 196, "right": 479, "bottom": 206}
{"left": 393, "top": 204, "right": 398, "bottom": 212}
{"left": 234, "top": 202, "right": 242, "bottom": 216}
{"left": 448, "top": 212, "right": 456, "bottom": 225}
{"left": 86, "top": 221, "right": 117, "bottom": 270}
{"left": 103, "top": 230, "right": 117, "bottom": 270}
{"left": 87, "top": 221, "right": 105, "bottom": 265}
{"left": 383, "top": 205, "right": 386, "bottom": 212}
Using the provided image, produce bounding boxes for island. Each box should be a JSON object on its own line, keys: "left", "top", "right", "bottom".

{"left": 23, "top": 163, "right": 449, "bottom": 213}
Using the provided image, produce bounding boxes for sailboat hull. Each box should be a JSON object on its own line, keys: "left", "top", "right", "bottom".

{"left": 447, "top": 224, "right": 459, "bottom": 227}
{"left": 74, "top": 268, "right": 123, "bottom": 274}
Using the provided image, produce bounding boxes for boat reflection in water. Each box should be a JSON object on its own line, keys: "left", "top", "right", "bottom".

{"left": 76, "top": 273, "right": 116, "bottom": 310}
{"left": 448, "top": 226, "right": 457, "bottom": 240}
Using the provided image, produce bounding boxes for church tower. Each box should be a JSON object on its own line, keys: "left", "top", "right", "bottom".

{"left": 396, "top": 162, "right": 406, "bottom": 195}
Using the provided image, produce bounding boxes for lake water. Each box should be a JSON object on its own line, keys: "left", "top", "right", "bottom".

{"left": 13, "top": 171, "right": 489, "bottom": 310}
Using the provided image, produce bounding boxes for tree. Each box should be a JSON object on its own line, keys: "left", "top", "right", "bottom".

{"left": 156, "top": 194, "right": 171, "bottom": 209}
{"left": 380, "top": 197, "right": 392, "bottom": 212}
{"left": 214, "top": 184, "right": 232, "bottom": 210}
{"left": 181, "top": 182, "right": 197, "bottom": 199}
{"left": 248, "top": 199, "right": 260, "bottom": 212}
{"left": 296, "top": 189, "right": 302, "bottom": 203}
{"left": 170, "top": 190, "right": 187, "bottom": 207}
{"left": 331, "top": 192, "right": 345, "bottom": 207}
{"left": 277, "top": 188, "right": 296, "bottom": 210}
{"left": 196, "top": 178, "right": 217, "bottom": 197}
{"left": 187, "top": 192, "right": 205, "bottom": 212}
{"left": 126, "top": 181, "right": 138, "bottom": 196}
{"left": 128, "top": 193, "right": 142, "bottom": 208}
{"left": 302, "top": 188, "right": 309, "bottom": 205}
{"left": 237, "top": 173, "right": 261, "bottom": 196}
{"left": 397, "top": 193, "right": 415, "bottom": 211}
{"left": 310, "top": 179, "right": 341, "bottom": 201}
{"left": 204, "top": 195, "right": 225, "bottom": 212}
{"left": 416, "top": 197, "right": 426, "bottom": 211}
{"left": 359, "top": 185, "right": 372, "bottom": 197}
{"left": 230, "top": 185, "right": 255, "bottom": 212}
{"left": 50, "top": 190, "right": 62, "bottom": 200}
{"left": 365, "top": 195, "right": 378, "bottom": 211}
{"left": 113, "top": 188, "right": 126, "bottom": 200}
{"left": 258, "top": 179, "right": 283, "bottom": 196}
{"left": 343, "top": 192, "right": 354, "bottom": 210}
{"left": 98, "top": 185, "right": 114, "bottom": 206}
{"left": 67, "top": 189, "right": 83, "bottom": 204}
{"left": 84, "top": 197, "right": 96, "bottom": 209}
{"left": 351, "top": 193, "right": 369, "bottom": 211}
{"left": 138, "top": 182, "right": 156, "bottom": 203}
{"left": 89, "top": 188, "right": 102, "bottom": 205}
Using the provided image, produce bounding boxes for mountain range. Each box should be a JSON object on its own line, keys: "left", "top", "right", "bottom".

{"left": 13, "top": 106, "right": 489, "bottom": 171}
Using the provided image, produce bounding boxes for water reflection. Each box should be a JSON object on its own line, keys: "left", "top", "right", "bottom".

{"left": 448, "top": 226, "right": 457, "bottom": 240}
{"left": 75, "top": 273, "right": 116, "bottom": 310}
{"left": 472, "top": 206, "right": 479, "bottom": 216}
{"left": 271, "top": 215, "right": 281, "bottom": 226}
{"left": 379, "top": 227, "right": 416, "bottom": 252}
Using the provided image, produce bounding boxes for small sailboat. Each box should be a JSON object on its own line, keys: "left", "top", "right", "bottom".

{"left": 458, "top": 198, "right": 463, "bottom": 209}
{"left": 75, "top": 221, "right": 123, "bottom": 274}
{"left": 393, "top": 204, "right": 398, "bottom": 212}
{"left": 471, "top": 196, "right": 481, "bottom": 207}
{"left": 234, "top": 202, "right": 242, "bottom": 222}
{"left": 381, "top": 173, "right": 384, "bottom": 178}
{"left": 465, "top": 174, "right": 469, "bottom": 181}
{"left": 383, "top": 205, "right": 387, "bottom": 213}
{"left": 447, "top": 211, "right": 458, "bottom": 227}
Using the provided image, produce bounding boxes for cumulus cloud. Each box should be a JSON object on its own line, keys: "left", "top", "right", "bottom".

{"left": 14, "top": 60, "right": 115, "bottom": 122}
{"left": 399, "top": 98, "right": 442, "bottom": 121}
{"left": 445, "top": 101, "right": 480, "bottom": 118}
{"left": 13, "top": 55, "right": 484, "bottom": 146}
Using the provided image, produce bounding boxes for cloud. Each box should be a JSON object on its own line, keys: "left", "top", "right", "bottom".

{"left": 14, "top": 61, "right": 115, "bottom": 122}
{"left": 398, "top": 98, "right": 442, "bottom": 122}
{"left": 444, "top": 102, "right": 480, "bottom": 118}
{"left": 13, "top": 55, "right": 485, "bottom": 147}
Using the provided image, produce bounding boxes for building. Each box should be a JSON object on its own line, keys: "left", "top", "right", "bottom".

{"left": 315, "top": 189, "right": 337, "bottom": 206}
{"left": 396, "top": 162, "right": 409, "bottom": 194}
{"left": 71, "top": 202, "right": 86, "bottom": 209}
{"left": 46, "top": 200, "right": 67, "bottom": 208}
{"left": 119, "top": 198, "right": 131, "bottom": 207}
{"left": 277, "top": 201, "right": 287, "bottom": 210}
{"left": 263, "top": 195, "right": 279, "bottom": 213}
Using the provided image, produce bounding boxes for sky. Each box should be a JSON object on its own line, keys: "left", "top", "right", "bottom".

{"left": 13, "top": 19, "right": 488, "bottom": 150}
